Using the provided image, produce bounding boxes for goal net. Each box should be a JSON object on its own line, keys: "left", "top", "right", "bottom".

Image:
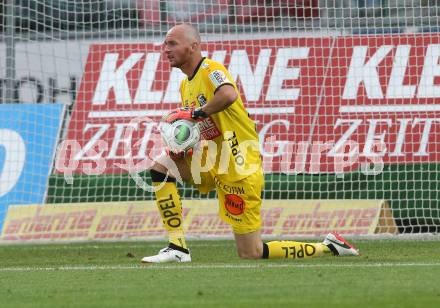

{"left": 0, "top": 0, "right": 439, "bottom": 241}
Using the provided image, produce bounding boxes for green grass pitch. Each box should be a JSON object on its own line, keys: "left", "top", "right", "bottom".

{"left": 1, "top": 239, "right": 439, "bottom": 307}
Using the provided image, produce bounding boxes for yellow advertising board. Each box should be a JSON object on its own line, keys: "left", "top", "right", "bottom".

{"left": 1, "top": 199, "right": 397, "bottom": 242}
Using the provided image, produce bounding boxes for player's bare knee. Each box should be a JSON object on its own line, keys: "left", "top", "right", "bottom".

{"left": 237, "top": 247, "right": 263, "bottom": 259}
{"left": 150, "top": 162, "right": 168, "bottom": 174}
{"left": 237, "top": 251, "right": 261, "bottom": 260}
{"left": 150, "top": 154, "right": 191, "bottom": 182}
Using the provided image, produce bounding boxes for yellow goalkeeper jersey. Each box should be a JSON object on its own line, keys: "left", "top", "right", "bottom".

{"left": 180, "top": 57, "right": 262, "bottom": 183}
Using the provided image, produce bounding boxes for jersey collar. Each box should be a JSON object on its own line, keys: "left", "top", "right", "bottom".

{"left": 188, "top": 57, "right": 206, "bottom": 81}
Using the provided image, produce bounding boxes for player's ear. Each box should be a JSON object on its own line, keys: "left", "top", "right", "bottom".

{"left": 191, "top": 41, "right": 199, "bottom": 52}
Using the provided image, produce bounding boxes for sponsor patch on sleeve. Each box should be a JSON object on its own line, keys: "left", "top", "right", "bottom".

{"left": 208, "top": 70, "right": 232, "bottom": 89}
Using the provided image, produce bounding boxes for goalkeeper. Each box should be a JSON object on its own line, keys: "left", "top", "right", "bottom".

{"left": 142, "top": 24, "right": 359, "bottom": 263}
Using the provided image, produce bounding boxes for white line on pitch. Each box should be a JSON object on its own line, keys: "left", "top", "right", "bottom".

{"left": 339, "top": 104, "right": 440, "bottom": 113}
{"left": 0, "top": 243, "right": 231, "bottom": 250}
{"left": 88, "top": 107, "right": 295, "bottom": 118}
{"left": 1, "top": 262, "right": 440, "bottom": 272}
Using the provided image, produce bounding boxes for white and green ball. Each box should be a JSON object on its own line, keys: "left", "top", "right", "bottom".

{"left": 159, "top": 119, "right": 201, "bottom": 153}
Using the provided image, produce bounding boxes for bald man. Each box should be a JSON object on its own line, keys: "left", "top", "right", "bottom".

{"left": 141, "top": 24, "right": 359, "bottom": 263}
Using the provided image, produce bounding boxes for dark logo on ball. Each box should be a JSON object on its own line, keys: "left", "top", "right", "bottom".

{"left": 174, "top": 124, "right": 191, "bottom": 144}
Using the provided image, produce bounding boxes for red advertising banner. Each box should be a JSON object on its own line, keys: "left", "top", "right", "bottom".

{"left": 315, "top": 35, "right": 440, "bottom": 172}
{"left": 59, "top": 34, "right": 440, "bottom": 175}
{"left": 1, "top": 199, "right": 396, "bottom": 242}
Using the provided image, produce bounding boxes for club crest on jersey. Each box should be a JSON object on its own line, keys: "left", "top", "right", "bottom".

{"left": 197, "top": 94, "right": 207, "bottom": 106}
{"left": 209, "top": 70, "right": 230, "bottom": 88}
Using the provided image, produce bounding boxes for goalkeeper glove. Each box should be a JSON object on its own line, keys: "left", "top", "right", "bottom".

{"left": 165, "top": 107, "right": 208, "bottom": 123}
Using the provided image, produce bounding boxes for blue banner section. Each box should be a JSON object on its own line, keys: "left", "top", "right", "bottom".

{"left": 0, "top": 104, "right": 64, "bottom": 232}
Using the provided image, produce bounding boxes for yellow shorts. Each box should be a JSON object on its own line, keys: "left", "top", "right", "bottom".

{"left": 192, "top": 169, "right": 264, "bottom": 234}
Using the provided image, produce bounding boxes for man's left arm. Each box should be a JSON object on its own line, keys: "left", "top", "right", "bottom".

{"left": 193, "top": 84, "right": 238, "bottom": 118}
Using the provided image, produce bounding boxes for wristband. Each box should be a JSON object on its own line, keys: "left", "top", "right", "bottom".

{"left": 192, "top": 107, "right": 208, "bottom": 119}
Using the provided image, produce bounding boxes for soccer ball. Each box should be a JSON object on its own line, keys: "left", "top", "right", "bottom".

{"left": 159, "top": 119, "right": 201, "bottom": 153}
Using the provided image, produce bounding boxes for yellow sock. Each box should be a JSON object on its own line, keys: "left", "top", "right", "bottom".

{"left": 263, "top": 241, "right": 331, "bottom": 259}
{"left": 153, "top": 181, "right": 187, "bottom": 249}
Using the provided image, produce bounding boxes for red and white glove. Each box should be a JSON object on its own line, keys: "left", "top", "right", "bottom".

{"left": 164, "top": 107, "right": 208, "bottom": 124}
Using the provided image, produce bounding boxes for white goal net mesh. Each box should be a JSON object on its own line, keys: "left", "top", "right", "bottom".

{"left": 0, "top": 0, "right": 439, "bottom": 241}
